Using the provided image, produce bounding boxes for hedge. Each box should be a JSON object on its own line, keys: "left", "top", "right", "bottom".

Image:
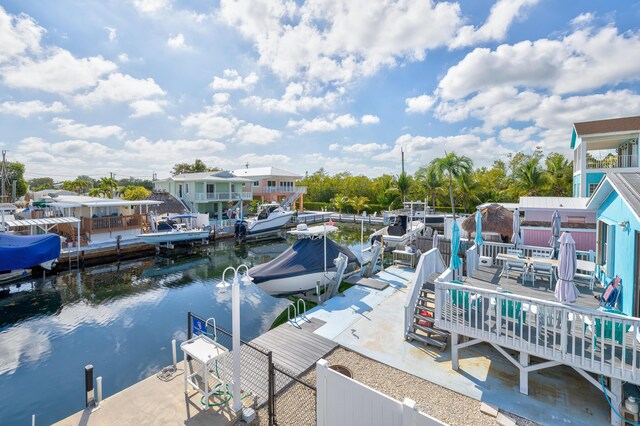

{"left": 303, "top": 201, "right": 386, "bottom": 214}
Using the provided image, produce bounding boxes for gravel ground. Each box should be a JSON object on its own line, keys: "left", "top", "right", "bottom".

{"left": 251, "top": 347, "right": 540, "bottom": 425}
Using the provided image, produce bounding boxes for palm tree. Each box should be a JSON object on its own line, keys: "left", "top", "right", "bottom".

{"left": 396, "top": 172, "right": 410, "bottom": 203}
{"left": 71, "top": 178, "right": 89, "bottom": 194}
{"left": 431, "top": 152, "right": 473, "bottom": 219}
{"left": 545, "top": 153, "right": 571, "bottom": 196}
{"left": 454, "top": 173, "right": 480, "bottom": 213}
{"left": 348, "top": 196, "right": 369, "bottom": 214}
{"left": 330, "top": 195, "right": 349, "bottom": 213}
{"left": 514, "top": 158, "right": 548, "bottom": 196}
{"left": 415, "top": 164, "right": 442, "bottom": 209}
{"left": 88, "top": 188, "right": 102, "bottom": 197}
{"left": 97, "top": 177, "right": 118, "bottom": 199}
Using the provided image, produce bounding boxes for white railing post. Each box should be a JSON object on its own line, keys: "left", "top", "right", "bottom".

{"left": 402, "top": 398, "right": 417, "bottom": 426}
{"left": 316, "top": 359, "right": 328, "bottom": 426}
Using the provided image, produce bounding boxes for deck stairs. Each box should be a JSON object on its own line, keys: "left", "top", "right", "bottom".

{"left": 282, "top": 187, "right": 305, "bottom": 208}
{"left": 180, "top": 197, "right": 196, "bottom": 214}
{"left": 54, "top": 223, "right": 89, "bottom": 247}
{"left": 407, "top": 280, "right": 450, "bottom": 350}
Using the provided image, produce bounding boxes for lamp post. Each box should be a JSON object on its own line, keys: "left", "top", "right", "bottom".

{"left": 218, "top": 264, "right": 253, "bottom": 413}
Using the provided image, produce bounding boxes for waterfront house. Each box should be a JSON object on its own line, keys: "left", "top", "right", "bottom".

{"left": 587, "top": 172, "right": 640, "bottom": 316}
{"left": 519, "top": 196, "right": 596, "bottom": 251}
{"left": 572, "top": 115, "right": 640, "bottom": 197}
{"left": 231, "top": 166, "right": 306, "bottom": 210}
{"left": 153, "top": 171, "right": 252, "bottom": 220}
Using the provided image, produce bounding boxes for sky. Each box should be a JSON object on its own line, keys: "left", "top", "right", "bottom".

{"left": 1, "top": 0, "right": 640, "bottom": 182}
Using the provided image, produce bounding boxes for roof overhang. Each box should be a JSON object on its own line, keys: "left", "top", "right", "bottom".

{"left": 587, "top": 175, "right": 640, "bottom": 223}
{"left": 4, "top": 217, "right": 81, "bottom": 228}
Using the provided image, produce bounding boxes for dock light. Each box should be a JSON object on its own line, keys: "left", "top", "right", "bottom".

{"left": 619, "top": 220, "right": 629, "bottom": 231}
{"left": 218, "top": 264, "right": 252, "bottom": 413}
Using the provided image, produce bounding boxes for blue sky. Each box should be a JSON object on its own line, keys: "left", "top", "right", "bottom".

{"left": 0, "top": 0, "right": 639, "bottom": 182}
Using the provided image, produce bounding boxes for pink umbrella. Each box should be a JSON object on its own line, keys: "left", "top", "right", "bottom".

{"left": 554, "top": 232, "right": 580, "bottom": 303}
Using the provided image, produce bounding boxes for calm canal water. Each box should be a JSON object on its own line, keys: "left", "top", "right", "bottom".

{"left": 0, "top": 223, "right": 375, "bottom": 425}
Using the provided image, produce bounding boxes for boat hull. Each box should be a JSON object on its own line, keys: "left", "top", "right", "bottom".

{"left": 246, "top": 212, "right": 294, "bottom": 235}
{"left": 138, "top": 230, "right": 210, "bottom": 245}
{"left": 256, "top": 271, "right": 336, "bottom": 296}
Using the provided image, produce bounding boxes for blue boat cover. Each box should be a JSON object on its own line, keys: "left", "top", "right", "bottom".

{"left": 0, "top": 233, "right": 61, "bottom": 270}
{"left": 249, "top": 238, "right": 360, "bottom": 284}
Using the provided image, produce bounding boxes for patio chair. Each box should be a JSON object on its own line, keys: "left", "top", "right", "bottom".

{"left": 585, "top": 307, "right": 631, "bottom": 346}
{"left": 575, "top": 269, "right": 597, "bottom": 290}
{"left": 495, "top": 290, "right": 527, "bottom": 329}
{"left": 530, "top": 261, "right": 554, "bottom": 289}
{"left": 507, "top": 249, "right": 523, "bottom": 256}
{"left": 449, "top": 280, "right": 471, "bottom": 310}
{"left": 531, "top": 248, "right": 552, "bottom": 259}
{"left": 597, "top": 276, "right": 622, "bottom": 309}
{"left": 503, "top": 259, "right": 529, "bottom": 283}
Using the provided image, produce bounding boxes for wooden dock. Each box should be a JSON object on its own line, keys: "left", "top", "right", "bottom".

{"left": 250, "top": 318, "right": 338, "bottom": 375}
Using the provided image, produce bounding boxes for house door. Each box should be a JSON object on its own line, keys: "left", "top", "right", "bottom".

{"left": 635, "top": 232, "right": 640, "bottom": 317}
{"left": 206, "top": 184, "right": 215, "bottom": 194}
{"left": 178, "top": 184, "right": 183, "bottom": 198}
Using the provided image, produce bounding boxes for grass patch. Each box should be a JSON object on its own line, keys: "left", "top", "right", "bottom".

{"left": 338, "top": 280, "right": 354, "bottom": 293}
{"left": 270, "top": 297, "right": 318, "bottom": 330}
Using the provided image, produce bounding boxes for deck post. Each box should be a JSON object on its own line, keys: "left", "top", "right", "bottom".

{"left": 402, "top": 398, "right": 417, "bottom": 426}
{"left": 451, "top": 332, "right": 459, "bottom": 370}
{"left": 610, "top": 378, "right": 622, "bottom": 426}
{"left": 316, "top": 359, "right": 328, "bottom": 426}
{"left": 519, "top": 352, "right": 529, "bottom": 395}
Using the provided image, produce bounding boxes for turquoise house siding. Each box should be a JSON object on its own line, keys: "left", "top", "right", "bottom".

{"left": 597, "top": 191, "right": 640, "bottom": 315}
{"left": 585, "top": 172, "right": 605, "bottom": 196}
{"left": 573, "top": 174, "right": 581, "bottom": 197}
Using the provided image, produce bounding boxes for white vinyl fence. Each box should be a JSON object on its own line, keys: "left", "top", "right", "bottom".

{"left": 316, "top": 360, "right": 447, "bottom": 426}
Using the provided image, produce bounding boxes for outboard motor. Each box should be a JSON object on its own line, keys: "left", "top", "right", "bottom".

{"left": 234, "top": 220, "right": 248, "bottom": 242}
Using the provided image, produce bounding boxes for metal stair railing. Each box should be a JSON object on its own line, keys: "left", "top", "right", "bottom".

{"left": 180, "top": 197, "right": 196, "bottom": 213}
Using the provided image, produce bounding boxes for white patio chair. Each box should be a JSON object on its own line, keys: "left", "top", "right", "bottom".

{"left": 575, "top": 269, "right": 597, "bottom": 290}
{"left": 507, "top": 249, "right": 523, "bottom": 256}
{"left": 531, "top": 248, "right": 552, "bottom": 259}
{"left": 504, "top": 259, "right": 528, "bottom": 283}
{"left": 531, "top": 261, "right": 554, "bottom": 289}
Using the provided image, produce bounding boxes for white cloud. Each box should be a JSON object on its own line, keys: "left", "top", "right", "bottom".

{"left": 52, "top": 118, "right": 124, "bottom": 139}
{"left": 75, "top": 72, "right": 166, "bottom": 106}
{"left": 124, "top": 137, "right": 225, "bottom": 157}
{"left": 331, "top": 142, "right": 389, "bottom": 153}
{"left": 132, "top": 0, "right": 170, "bottom": 14}
{"left": 105, "top": 26, "right": 117, "bottom": 42}
{"left": 213, "top": 92, "right": 230, "bottom": 104}
{"left": 167, "top": 33, "right": 186, "bottom": 49}
{"left": 0, "top": 100, "right": 67, "bottom": 117}
{"left": 0, "top": 6, "right": 44, "bottom": 63}
{"left": 181, "top": 106, "right": 240, "bottom": 138}
{"left": 210, "top": 69, "right": 258, "bottom": 91}
{"left": 235, "top": 123, "right": 281, "bottom": 145}
{"left": 129, "top": 99, "right": 167, "bottom": 118}
{"left": 219, "top": 0, "right": 462, "bottom": 84}
{"left": 570, "top": 12, "right": 595, "bottom": 28}
{"left": 118, "top": 53, "right": 129, "bottom": 63}
{"left": 287, "top": 113, "right": 358, "bottom": 133}
{"left": 498, "top": 126, "right": 540, "bottom": 144}
{"left": 238, "top": 153, "right": 290, "bottom": 166}
{"left": 2, "top": 48, "right": 117, "bottom": 93}
{"left": 405, "top": 95, "right": 435, "bottom": 113}
{"left": 439, "top": 25, "right": 640, "bottom": 99}
{"left": 49, "top": 139, "right": 112, "bottom": 157}
{"left": 361, "top": 114, "right": 379, "bottom": 124}
{"left": 243, "top": 82, "right": 343, "bottom": 114}
{"left": 451, "top": 0, "right": 540, "bottom": 48}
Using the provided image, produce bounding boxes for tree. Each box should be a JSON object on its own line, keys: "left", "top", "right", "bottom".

{"left": 454, "top": 173, "right": 480, "bottom": 213}
{"left": 348, "top": 196, "right": 370, "bottom": 214}
{"left": 1, "top": 162, "right": 28, "bottom": 200}
{"left": 415, "top": 164, "right": 442, "bottom": 209}
{"left": 330, "top": 195, "right": 349, "bottom": 213}
{"left": 545, "top": 153, "right": 572, "bottom": 196}
{"left": 122, "top": 186, "right": 151, "bottom": 200}
{"left": 431, "top": 152, "right": 473, "bottom": 218}
{"left": 118, "top": 177, "right": 153, "bottom": 190}
{"left": 396, "top": 171, "right": 410, "bottom": 203}
{"left": 28, "top": 177, "right": 54, "bottom": 191}
{"left": 513, "top": 158, "right": 548, "bottom": 196}
{"left": 97, "top": 177, "right": 118, "bottom": 198}
{"left": 171, "top": 159, "right": 219, "bottom": 176}
{"left": 71, "top": 179, "right": 89, "bottom": 194}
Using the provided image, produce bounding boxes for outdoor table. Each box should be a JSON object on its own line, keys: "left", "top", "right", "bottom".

{"left": 496, "top": 253, "right": 595, "bottom": 283}
{"left": 181, "top": 334, "right": 229, "bottom": 409}
{"left": 392, "top": 249, "right": 416, "bottom": 268}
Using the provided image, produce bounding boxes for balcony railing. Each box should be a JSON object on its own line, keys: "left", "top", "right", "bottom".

{"left": 586, "top": 154, "right": 637, "bottom": 169}
{"left": 82, "top": 214, "right": 145, "bottom": 233}
{"left": 260, "top": 186, "right": 307, "bottom": 194}
{"left": 194, "top": 192, "right": 253, "bottom": 201}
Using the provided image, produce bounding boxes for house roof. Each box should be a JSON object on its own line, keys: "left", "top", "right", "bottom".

{"left": 519, "top": 196, "right": 590, "bottom": 210}
{"left": 587, "top": 172, "right": 640, "bottom": 222}
{"left": 476, "top": 202, "right": 519, "bottom": 211}
{"left": 45, "top": 195, "right": 162, "bottom": 207}
{"left": 231, "top": 167, "right": 302, "bottom": 179}
{"left": 574, "top": 116, "right": 640, "bottom": 137}
{"left": 146, "top": 191, "right": 187, "bottom": 215}
{"left": 165, "top": 171, "right": 252, "bottom": 182}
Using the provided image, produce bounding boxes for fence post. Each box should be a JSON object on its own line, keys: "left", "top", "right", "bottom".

{"left": 316, "top": 359, "right": 329, "bottom": 426}
{"left": 402, "top": 398, "right": 417, "bottom": 426}
{"left": 268, "top": 351, "right": 275, "bottom": 426}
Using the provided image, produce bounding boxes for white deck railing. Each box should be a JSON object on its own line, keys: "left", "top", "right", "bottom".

{"left": 194, "top": 192, "right": 253, "bottom": 201}
{"left": 403, "top": 249, "right": 446, "bottom": 337}
{"left": 465, "top": 244, "right": 479, "bottom": 277}
{"left": 587, "top": 154, "right": 637, "bottom": 169}
{"left": 481, "top": 241, "right": 595, "bottom": 262}
{"left": 433, "top": 280, "right": 640, "bottom": 384}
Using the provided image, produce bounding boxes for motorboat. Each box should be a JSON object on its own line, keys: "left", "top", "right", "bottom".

{"left": 249, "top": 224, "right": 360, "bottom": 296}
{"left": 370, "top": 213, "right": 425, "bottom": 251}
{"left": 234, "top": 203, "right": 294, "bottom": 241}
{"left": 0, "top": 233, "right": 61, "bottom": 282}
{"left": 138, "top": 214, "right": 210, "bottom": 246}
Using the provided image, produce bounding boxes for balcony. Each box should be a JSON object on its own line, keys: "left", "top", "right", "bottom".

{"left": 193, "top": 192, "right": 253, "bottom": 202}
{"left": 82, "top": 214, "right": 146, "bottom": 233}
{"left": 260, "top": 186, "right": 307, "bottom": 194}
{"left": 586, "top": 154, "right": 638, "bottom": 170}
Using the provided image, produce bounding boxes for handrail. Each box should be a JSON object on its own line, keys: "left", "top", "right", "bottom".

{"left": 205, "top": 317, "right": 217, "bottom": 342}
{"left": 403, "top": 248, "right": 446, "bottom": 337}
{"left": 296, "top": 299, "right": 307, "bottom": 320}
{"left": 433, "top": 279, "right": 640, "bottom": 384}
{"left": 287, "top": 303, "right": 299, "bottom": 328}
{"left": 482, "top": 241, "right": 595, "bottom": 262}
{"left": 465, "top": 244, "right": 478, "bottom": 277}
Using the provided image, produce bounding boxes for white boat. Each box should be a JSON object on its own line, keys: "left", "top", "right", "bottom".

{"left": 234, "top": 203, "right": 294, "bottom": 240}
{"left": 249, "top": 224, "right": 360, "bottom": 296}
{"left": 138, "top": 214, "right": 210, "bottom": 246}
{"left": 370, "top": 214, "right": 425, "bottom": 251}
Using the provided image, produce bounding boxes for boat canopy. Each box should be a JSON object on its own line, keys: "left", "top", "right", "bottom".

{"left": 167, "top": 215, "right": 197, "bottom": 220}
{"left": 0, "top": 233, "right": 61, "bottom": 270}
{"left": 249, "top": 238, "right": 359, "bottom": 284}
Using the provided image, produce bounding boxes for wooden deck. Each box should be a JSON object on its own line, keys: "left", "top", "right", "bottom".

{"left": 250, "top": 318, "right": 338, "bottom": 375}
{"left": 464, "top": 265, "right": 601, "bottom": 310}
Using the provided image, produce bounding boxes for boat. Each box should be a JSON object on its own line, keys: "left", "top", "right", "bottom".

{"left": 138, "top": 214, "right": 210, "bottom": 246}
{"left": 249, "top": 224, "right": 360, "bottom": 296}
{"left": 234, "top": 203, "right": 294, "bottom": 241}
{"left": 370, "top": 213, "right": 425, "bottom": 251}
{"left": 0, "top": 233, "right": 61, "bottom": 282}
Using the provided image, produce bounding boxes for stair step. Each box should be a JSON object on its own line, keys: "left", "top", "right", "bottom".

{"left": 413, "top": 323, "right": 449, "bottom": 338}
{"left": 414, "top": 313, "right": 434, "bottom": 322}
{"left": 417, "top": 296, "right": 434, "bottom": 304}
{"left": 407, "top": 332, "right": 447, "bottom": 350}
{"left": 415, "top": 305, "right": 434, "bottom": 313}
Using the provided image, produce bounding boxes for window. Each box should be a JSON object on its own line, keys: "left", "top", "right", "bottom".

{"left": 598, "top": 221, "right": 615, "bottom": 276}
{"left": 206, "top": 184, "right": 215, "bottom": 193}
{"left": 588, "top": 183, "right": 598, "bottom": 196}
{"left": 185, "top": 183, "right": 189, "bottom": 194}
{"left": 253, "top": 181, "right": 260, "bottom": 187}
{"left": 267, "top": 181, "right": 276, "bottom": 187}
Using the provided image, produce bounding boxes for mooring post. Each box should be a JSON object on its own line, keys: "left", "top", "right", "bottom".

{"left": 32, "top": 414, "right": 35, "bottom": 426}
{"left": 85, "top": 364, "right": 95, "bottom": 408}
{"left": 172, "top": 339, "right": 177, "bottom": 368}
{"left": 96, "top": 376, "right": 103, "bottom": 407}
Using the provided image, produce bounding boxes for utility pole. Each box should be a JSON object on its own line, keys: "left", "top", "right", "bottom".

{"left": 1, "top": 150, "right": 8, "bottom": 203}
{"left": 401, "top": 148, "right": 405, "bottom": 175}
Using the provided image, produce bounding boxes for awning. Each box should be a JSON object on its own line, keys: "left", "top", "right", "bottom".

{"left": 4, "top": 217, "right": 81, "bottom": 228}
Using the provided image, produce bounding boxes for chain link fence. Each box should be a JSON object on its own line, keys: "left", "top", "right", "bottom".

{"left": 272, "top": 363, "right": 316, "bottom": 426}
